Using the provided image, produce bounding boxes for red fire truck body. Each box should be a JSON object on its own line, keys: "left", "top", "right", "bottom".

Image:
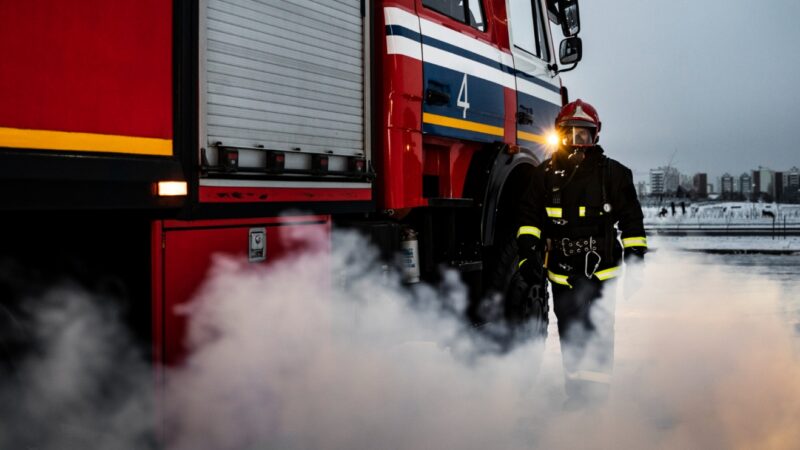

{"left": 0, "top": 0, "right": 581, "bottom": 365}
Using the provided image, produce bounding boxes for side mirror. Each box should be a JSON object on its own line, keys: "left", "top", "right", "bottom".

{"left": 559, "top": 36, "right": 582, "bottom": 65}
{"left": 558, "top": 0, "right": 580, "bottom": 37}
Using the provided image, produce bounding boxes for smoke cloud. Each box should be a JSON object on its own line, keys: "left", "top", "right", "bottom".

{"left": 1, "top": 231, "right": 799, "bottom": 449}
{"left": 0, "top": 284, "right": 154, "bottom": 449}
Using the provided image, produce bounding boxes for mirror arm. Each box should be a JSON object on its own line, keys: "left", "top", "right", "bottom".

{"left": 551, "top": 63, "right": 578, "bottom": 74}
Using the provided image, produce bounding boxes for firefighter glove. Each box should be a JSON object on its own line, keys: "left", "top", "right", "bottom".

{"left": 518, "top": 256, "right": 543, "bottom": 287}
{"left": 517, "top": 233, "right": 539, "bottom": 263}
{"left": 624, "top": 246, "right": 646, "bottom": 263}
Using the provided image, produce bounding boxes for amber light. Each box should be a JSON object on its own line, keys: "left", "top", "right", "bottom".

{"left": 157, "top": 181, "right": 188, "bottom": 197}
{"left": 546, "top": 131, "right": 560, "bottom": 148}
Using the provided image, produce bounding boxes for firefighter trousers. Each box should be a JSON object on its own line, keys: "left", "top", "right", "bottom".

{"left": 551, "top": 276, "right": 616, "bottom": 404}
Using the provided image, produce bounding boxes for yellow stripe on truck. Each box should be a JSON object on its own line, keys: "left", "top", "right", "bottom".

{"left": 0, "top": 127, "right": 173, "bottom": 156}
{"left": 516, "top": 130, "right": 547, "bottom": 144}
{"left": 422, "top": 113, "right": 505, "bottom": 137}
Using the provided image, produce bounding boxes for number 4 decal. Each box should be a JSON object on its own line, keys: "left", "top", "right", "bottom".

{"left": 457, "top": 73, "right": 470, "bottom": 119}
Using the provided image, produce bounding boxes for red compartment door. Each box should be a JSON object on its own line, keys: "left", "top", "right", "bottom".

{"left": 153, "top": 215, "right": 331, "bottom": 366}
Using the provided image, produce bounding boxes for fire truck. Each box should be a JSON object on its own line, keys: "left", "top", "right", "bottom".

{"left": 0, "top": 0, "right": 583, "bottom": 365}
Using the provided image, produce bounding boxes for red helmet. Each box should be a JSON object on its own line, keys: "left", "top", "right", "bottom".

{"left": 555, "top": 99, "right": 601, "bottom": 131}
{"left": 555, "top": 99, "right": 601, "bottom": 148}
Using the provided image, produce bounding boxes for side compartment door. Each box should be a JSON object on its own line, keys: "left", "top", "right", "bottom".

{"left": 507, "top": 0, "right": 562, "bottom": 160}
{"left": 418, "top": 0, "right": 508, "bottom": 143}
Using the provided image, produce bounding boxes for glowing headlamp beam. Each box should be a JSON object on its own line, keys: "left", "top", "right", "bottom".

{"left": 546, "top": 131, "right": 560, "bottom": 148}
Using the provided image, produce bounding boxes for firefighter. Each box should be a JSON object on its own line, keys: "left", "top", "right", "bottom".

{"left": 516, "top": 99, "right": 647, "bottom": 408}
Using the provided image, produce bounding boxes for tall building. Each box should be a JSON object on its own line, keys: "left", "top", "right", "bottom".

{"left": 753, "top": 166, "right": 775, "bottom": 198}
{"left": 692, "top": 173, "right": 707, "bottom": 197}
{"left": 650, "top": 166, "right": 680, "bottom": 195}
{"left": 785, "top": 167, "right": 800, "bottom": 189}
{"left": 783, "top": 167, "right": 800, "bottom": 202}
{"left": 739, "top": 172, "right": 753, "bottom": 198}
{"left": 720, "top": 173, "right": 735, "bottom": 196}
{"left": 650, "top": 169, "right": 665, "bottom": 195}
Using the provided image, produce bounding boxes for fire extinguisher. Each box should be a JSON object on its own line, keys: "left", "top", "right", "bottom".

{"left": 401, "top": 228, "right": 420, "bottom": 283}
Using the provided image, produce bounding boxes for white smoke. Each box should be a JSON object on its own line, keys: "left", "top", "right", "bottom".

{"left": 164, "top": 229, "right": 548, "bottom": 450}
{"left": 2, "top": 230, "right": 799, "bottom": 449}
{"left": 0, "top": 284, "right": 153, "bottom": 449}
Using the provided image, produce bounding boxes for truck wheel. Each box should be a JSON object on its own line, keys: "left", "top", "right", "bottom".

{"left": 482, "top": 238, "right": 549, "bottom": 348}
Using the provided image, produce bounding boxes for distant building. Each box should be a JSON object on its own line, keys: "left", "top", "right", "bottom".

{"left": 739, "top": 172, "right": 753, "bottom": 198}
{"left": 720, "top": 173, "right": 735, "bottom": 197}
{"left": 753, "top": 166, "right": 775, "bottom": 199}
{"left": 707, "top": 182, "right": 715, "bottom": 194}
{"left": 775, "top": 171, "right": 784, "bottom": 202}
{"left": 785, "top": 167, "right": 800, "bottom": 189}
{"left": 649, "top": 166, "right": 680, "bottom": 195}
{"left": 650, "top": 169, "right": 665, "bottom": 195}
{"left": 783, "top": 167, "right": 800, "bottom": 202}
{"left": 692, "top": 173, "right": 707, "bottom": 197}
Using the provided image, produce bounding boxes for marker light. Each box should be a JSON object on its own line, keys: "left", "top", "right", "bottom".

{"left": 219, "top": 147, "right": 239, "bottom": 172}
{"left": 312, "top": 154, "right": 329, "bottom": 173}
{"left": 157, "top": 181, "right": 188, "bottom": 197}
{"left": 265, "top": 151, "right": 286, "bottom": 172}
{"left": 546, "top": 131, "right": 560, "bottom": 148}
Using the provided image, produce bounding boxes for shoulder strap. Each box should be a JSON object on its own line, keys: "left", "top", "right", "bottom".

{"left": 600, "top": 156, "right": 615, "bottom": 209}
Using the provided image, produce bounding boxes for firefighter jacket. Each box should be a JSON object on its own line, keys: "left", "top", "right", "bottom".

{"left": 516, "top": 146, "right": 647, "bottom": 288}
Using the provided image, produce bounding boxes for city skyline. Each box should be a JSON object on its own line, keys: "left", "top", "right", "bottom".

{"left": 637, "top": 164, "right": 800, "bottom": 187}
{"left": 559, "top": 0, "right": 800, "bottom": 178}
{"left": 642, "top": 164, "right": 800, "bottom": 202}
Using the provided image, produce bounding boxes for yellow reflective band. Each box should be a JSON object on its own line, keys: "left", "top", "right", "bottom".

{"left": 579, "top": 206, "right": 586, "bottom": 217}
{"left": 0, "top": 126, "right": 173, "bottom": 156}
{"left": 565, "top": 370, "right": 612, "bottom": 384}
{"left": 516, "top": 226, "right": 541, "bottom": 239}
{"left": 518, "top": 258, "right": 527, "bottom": 268}
{"left": 547, "top": 270, "right": 572, "bottom": 288}
{"left": 546, "top": 207, "right": 563, "bottom": 218}
{"left": 622, "top": 237, "right": 648, "bottom": 248}
{"left": 422, "top": 113, "right": 504, "bottom": 137}
{"left": 516, "top": 130, "right": 547, "bottom": 144}
{"left": 594, "top": 266, "right": 621, "bottom": 281}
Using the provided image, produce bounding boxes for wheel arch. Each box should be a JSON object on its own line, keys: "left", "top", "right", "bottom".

{"left": 478, "top": 148, "right": 541, "bottom": 247}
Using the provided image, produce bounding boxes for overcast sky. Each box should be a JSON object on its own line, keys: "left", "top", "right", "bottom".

{"left": 558, "top": 0, "right": 800, "bottom": 182}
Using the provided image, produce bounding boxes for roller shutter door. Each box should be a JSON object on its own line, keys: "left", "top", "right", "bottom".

{"left": 204, "top": 0, "right": 364, "bottom": 158}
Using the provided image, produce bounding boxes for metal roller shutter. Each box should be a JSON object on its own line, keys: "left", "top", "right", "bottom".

{"left": 203, "top": 0, "right": 365, "bottom": 163}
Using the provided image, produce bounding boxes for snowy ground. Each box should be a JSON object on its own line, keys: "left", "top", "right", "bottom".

{"left": 649, "top": 235, "right": 800, "bottom": 252}
{"left": 643, "top": 202, "right": 800, "bottom": 227}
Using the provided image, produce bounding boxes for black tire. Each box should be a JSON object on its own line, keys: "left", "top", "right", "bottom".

{"left": 477, "top": 238, "right": 549, "bottom": 350}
